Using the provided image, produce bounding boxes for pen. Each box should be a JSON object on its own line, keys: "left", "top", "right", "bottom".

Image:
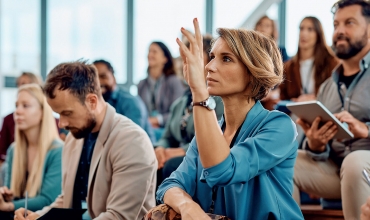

{"left": 363, "top": 169, "right": 370, "bottom": 186}
{"left": 25, "top": 191, "right": 28, "bottom": 218}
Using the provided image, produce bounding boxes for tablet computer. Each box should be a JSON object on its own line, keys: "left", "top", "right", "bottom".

{"left": 286, "top": 101, "right": 354, "bottom": 139}
{"left": 37, "top": 208, "right": 87, "bottom": 220}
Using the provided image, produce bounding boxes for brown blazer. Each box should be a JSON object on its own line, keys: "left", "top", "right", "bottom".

{"left": 36, "top": 104, "right": 157, "bottom": 219}
{"left": 280, "top": 56, "right": 339, "bottom": 100}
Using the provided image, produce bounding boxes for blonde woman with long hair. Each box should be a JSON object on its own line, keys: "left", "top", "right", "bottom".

{"left": 148, "top": 19, "right": 303, "bottom": 219}
{"left": 0, "top": 84, "right": 62, "bottom": 219}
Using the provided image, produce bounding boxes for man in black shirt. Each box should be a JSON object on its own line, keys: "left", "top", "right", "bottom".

{"left": 293, "top": 1, "right": 370, "bottom": 219}
{"left": 72, "top": 131, "right": 98, "bottom": 210}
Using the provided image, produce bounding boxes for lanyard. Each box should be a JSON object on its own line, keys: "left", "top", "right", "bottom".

{"left": 337, "top": 65, "right": 368, "bottom": 111}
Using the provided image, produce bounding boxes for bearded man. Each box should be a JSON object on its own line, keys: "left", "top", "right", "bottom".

{"left": 292, "top": 1, "right": 370, "bottom": 219}
{"left": 14, "top": 61, "right": 157, "bottom": 220}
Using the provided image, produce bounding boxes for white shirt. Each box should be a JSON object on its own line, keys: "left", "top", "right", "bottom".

{"left": 299, "top": 58, "right": 315, "bottom": 94}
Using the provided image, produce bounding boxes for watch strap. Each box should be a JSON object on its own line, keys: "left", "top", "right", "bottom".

{"left": 191, "top": 100, "right": 208, "bottom": 107}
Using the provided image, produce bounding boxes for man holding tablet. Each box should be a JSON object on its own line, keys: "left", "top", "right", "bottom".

{"left": 293, "top": 1, "right": 370, "bottom": 219}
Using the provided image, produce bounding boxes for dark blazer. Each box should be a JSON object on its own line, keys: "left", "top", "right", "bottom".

{"left": 280, "top": 56, "right": 339, "bottom": 100}
{"left": 138, "top": 75, "right": 185, "bottom": 126}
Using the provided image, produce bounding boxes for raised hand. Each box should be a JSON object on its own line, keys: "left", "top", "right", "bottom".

{"left": 176, "top": 18, "right": 208, "bottom": 100}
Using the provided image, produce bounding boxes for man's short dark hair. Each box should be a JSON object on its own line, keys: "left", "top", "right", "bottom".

{"left": 332, "top": 0, "right": 370, "bottom": 22}
{"left": 44, "top": 60, "right": 101, "bottom": 103}
{"left": 93, "top": 59, "right": 115, "bottom": 74}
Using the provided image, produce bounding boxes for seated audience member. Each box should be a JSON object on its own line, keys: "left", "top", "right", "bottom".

{"left": 293, "top": 1, "right": 370, "bottom": 219}
{"left": 14, "top": 61, "right": 157, "bottom": 220}
{"left": 151, "top": 19, "right": 303, "bottom": 219}
{"left": 0, "top": 73, "right": 63, "bottom": 166}
{"left": 93, "top": 59, "right": 156, "bottom": 143}
{"left": 254, "top": 15, "right": 290, "bottom": 110}
{"left": 138, "top": 41, "right": 185, "bottom": 140}
{"left": 280, "top": 16, "right": 339, "bottom": 102}
{"left": 255, "top": 15, "right": 289, "bottom": 62}
{"left": 0, "top": 84, "right": 62, "bottom": 220}
{"left": 0, "top": 72, "right": 43, "bottom": 162}
{"left": 154, "top": 36, "right": 224, "bottom": 186}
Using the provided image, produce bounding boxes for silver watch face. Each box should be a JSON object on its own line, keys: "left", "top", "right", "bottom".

{"left": 206, "top": 97, "right": 216, "bottom": 110}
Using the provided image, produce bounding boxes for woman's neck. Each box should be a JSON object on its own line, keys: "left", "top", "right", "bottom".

{"left": 299, "top": 47, "right": 315, "bottom": 61}
{"left": 149, "top": 66, "right": 163, "bottom": 80}
{"left": 24, "top": 125, "right": 41, "bottom": 148}
{"left": 222, "top": 95, "right": 255, "bottom": 133}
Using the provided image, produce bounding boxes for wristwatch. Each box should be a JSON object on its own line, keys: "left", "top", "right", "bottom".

{"left": 191, "top": 96, "right": 216, "bottom": 110}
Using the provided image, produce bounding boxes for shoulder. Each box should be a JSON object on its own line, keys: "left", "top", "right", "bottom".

{"left": 108, "top": 114, "right": 155, "bottom": 160}
{"left": 283, "top": 57, "right": 296, "bottom": 70}
{"left": 279, "top": 46, "right": 287, "bottom": 52}
{"left": 3, "top": 113, "right": 14, "bottom": 126}
{"left": 46, "top": 139, "right": 63, "bottom": 158}
{"left": 117, "top": 89, "right": 139, "bottom": 104}
{"left": 165, "top": 75, "right": 182, "bottom": 84}
{"left": 50, "top": 139, "right": 64, "bottom": 149}
{"left": 266, "top": 110, "right": 294, "bottom": 122}
{"left": 318, "top": 76, "right": 335, "bottom": 93}
{"left": 170, "top": 95, "right": 186, "bottom": 110}
{"left": 264, "top": 110, "right": 296, "bottom": 132}
{"left": 5, "top": 143, "right": 15, "bottom": 158}
{"left": 4, "top": 113, "right": 13, "bottom": 121}
{"left": 112, "top": 113, "right": 151, "bottom": 144}
{"left": 137, "top": 78, "right": 147, "bottom": 88}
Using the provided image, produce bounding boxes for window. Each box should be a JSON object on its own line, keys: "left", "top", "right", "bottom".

{"left": 48, "top": 0, "right": 127, "bottom": 83}
{"left": 133, "top": 0, "right": 206, "bottom": 84}
{"left": 0, "top": 0, "right": 40, "bottom": 117}
{"left": 285, "top": 0, "right": 338, "bottom": 57}
{"left": 214, "top": 0, "right": 264, "bottom": 33}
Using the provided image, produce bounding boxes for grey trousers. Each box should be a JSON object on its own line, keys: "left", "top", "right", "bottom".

{"left": 293, "top": 150, "right": 370, "bottom": 220}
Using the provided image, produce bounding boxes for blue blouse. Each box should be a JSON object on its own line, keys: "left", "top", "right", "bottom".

{"left": 156, "top": 101, "right": 303, "bottom": 220}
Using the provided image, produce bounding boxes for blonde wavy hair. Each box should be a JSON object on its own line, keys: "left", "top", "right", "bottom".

{"left": 213, "top": 28, "right": 284, "bottom": 100}
{"left": 11, "top": 84, "right": 60, "bottom": 198}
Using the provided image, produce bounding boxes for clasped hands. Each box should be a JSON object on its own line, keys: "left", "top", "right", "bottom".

{"left": 297, "top": 110, "right": 369, "bottom": 152}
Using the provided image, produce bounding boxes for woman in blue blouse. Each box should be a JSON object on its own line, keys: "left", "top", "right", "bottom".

{"left": 154, "top": 19, "right": 303, "bottom": 219}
